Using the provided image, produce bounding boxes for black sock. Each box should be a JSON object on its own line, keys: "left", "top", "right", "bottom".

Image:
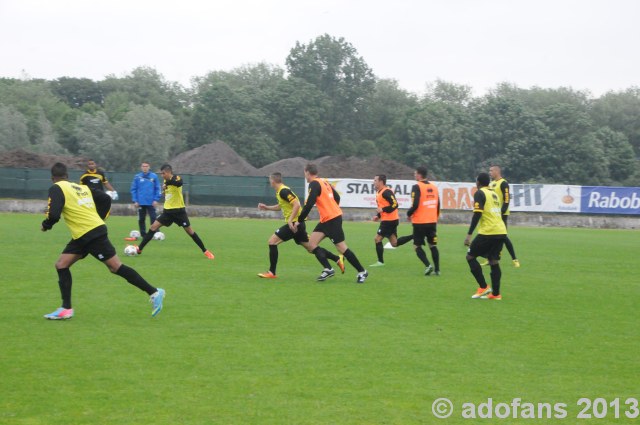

{"left": 190, "top": 232, "right": 207, "bottom": 252}
{"left": 396, "top": 235, "right": 412, "bottom": 246}
{"left": 343, "top": 248, "right": 365, "bottom": 273}
{"left": 321, "top": 248, "right": 339, "bottom": 263}
{"left": 269, "top": 244, "right": 278, "bottom": 274}
{"left": 312, "top": 247, "right": 332, "bottom": 269}
{"left": 138, "top": 230, "right": 156, "bottom": 251}
{"left": 430, "top": 246, "right": 440, "bottom": 272}
{"left": 505, "top": 237, "right": 517, "bottom": 260}
{"left": 416, "top": 246, "right": 430, "bottom": 267}
{"left": 490, "top": 264, "right": 502, "bottom": 295}
{"left": 57, "top": 268, "right": 72, "bottom": 309}
{"left": 467, "top": 258, "right": 487, "bottom": 287}
{"left": 375, "top": 242, "right": 384, "bottom": 263}
{"left": 115, "top": 264, "right": 157, "bottom": 295}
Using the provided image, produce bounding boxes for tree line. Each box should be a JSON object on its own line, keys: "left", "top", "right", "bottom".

{"left": 1, "top": 34, "right": 638, "bottom": 185}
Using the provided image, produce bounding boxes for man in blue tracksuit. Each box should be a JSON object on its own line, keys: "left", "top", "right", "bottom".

{"left": 130, "top": 162, "right": 161, "bottom": 237}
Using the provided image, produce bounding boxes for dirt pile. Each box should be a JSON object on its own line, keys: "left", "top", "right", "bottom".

{"left": 168, "top": 141, "right": 261, "bottom": 176}
{"left": 0, "top": 149, "right": 88, "bottom": 170}
{"left": 1, "top": 143, "right": 416, "bottom": 180}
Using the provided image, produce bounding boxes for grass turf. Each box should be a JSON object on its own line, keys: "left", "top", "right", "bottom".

{"left": 0, "top": 213, "right": 638, "bottom": 424}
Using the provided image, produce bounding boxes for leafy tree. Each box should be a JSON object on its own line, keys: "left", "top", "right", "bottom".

{"left": 590, "top": 88, "right": 640, "bottom": 157}
{"left": 111, "top": 104, "right": 177, "bottom": 170}
{"left": 362, "top": 79, "right": 418, "bottom": 145}
{"left": 265, "top": 77, "right": 331, "bottom": 159}
{"left": 593, "top": 127, "right": 636, "bottom": 183}
{"left": 0, "top": 104, "right": 29, "bottom": 151}
{"left": 75, "top": 111, "right": 117, "bottom": 169}
{"left": 49, "top": 77, "right": 104, "bottom": 108}
{"left": 286, "top": 34, "right": 375, "bottom": 150}
{"left": 539, "top": 104, "right": 608, "bottom": 184}
{"left": 101, "top": 67, "right": 188, "bottom": 115}
{"left": 188, "top": 81, "right": 278, "bottom": 167}
{"left": 399, "top": 100, "right": 474, "bottom": 180}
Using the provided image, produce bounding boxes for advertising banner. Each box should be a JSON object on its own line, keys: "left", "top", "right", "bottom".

{"left": 580, "top": 186, "right": 640, "bottom": 215}
{"left": 305, "top": 178, "right": 637, "bottom": 215}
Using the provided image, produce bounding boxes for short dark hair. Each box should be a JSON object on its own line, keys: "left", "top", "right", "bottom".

{"left": 51, "top": 162, "right": 68, "bottom": 178}
{"left": 415, "top": 166, "right": 428, "bottom": 179}
{"left": 160, "top": 164, "right": 172, "bottom": 172}
{"left": 375, "top": 174, "right": 387, "bottom": 185}
{"left": 305, "top": 163, "right": 318, "bottom": 175}
{"left": 477, "top": 172, "right": 491, "bottom": 187}
{"left": 270, "top": 172, "right": 283, "bottom": 183}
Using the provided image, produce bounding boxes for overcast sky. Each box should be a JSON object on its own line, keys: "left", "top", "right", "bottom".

{"left": 1, "top": 0, "right": 638, "bottom": 97}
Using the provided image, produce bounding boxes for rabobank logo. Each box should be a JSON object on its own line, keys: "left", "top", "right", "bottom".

{"left": 581, "top": 187, "right": 640, "bottom": 215}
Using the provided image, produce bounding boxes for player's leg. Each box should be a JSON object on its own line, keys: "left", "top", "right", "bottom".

{"left": 502, "top": 215, "right": 519, "bottom": 266}
{"left": 372, "top": 233, "right": 385, "bottom": 266}
{"left": 413, "top": 225, "right": 432, "bottom": 274}
{"left": 427, "top": 225, "right": 440, "bottom": 275}
{"left": 137, "top": 218, "right": 164, "bottom": 252}
{"left": 485, "top": 239, "right": 505, "bottom": 299}
{"left": 467, "top": 236, "right": 492, "bottom": 298}
{"left": 308, "top": 231, "right": 332, "bottom": 269}
{"left": 44, "top": 252, "right": 83, "bottom": 319}
{"left": 179, "top": 211, "right": 213, "bottom": 259}
{"left": 259, "top": 232, "right": 284, "bottom": 278}
{"left": 99, "top": 238, "right": 165, "bottom": 316}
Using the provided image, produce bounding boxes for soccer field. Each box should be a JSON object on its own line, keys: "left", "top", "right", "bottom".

{"left": 1, "top": 213, "right": 638, "bottom": 425}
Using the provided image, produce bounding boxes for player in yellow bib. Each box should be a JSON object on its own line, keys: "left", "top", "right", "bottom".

{"left": 488, "top": 164, "right": 520, "bottom": 267}
{"left": 464, "top": 172, "right": 507, "bottom": 300}
{"left": 41, "top": 163, "right": 165, "bottom": 319}
{"left": 256, "top": 172, "right": 344, "bottom": 278}
{"left": 135, "top": 164, "right": 214, "bottom": 259}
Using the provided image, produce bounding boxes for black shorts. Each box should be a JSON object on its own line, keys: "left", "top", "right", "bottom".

{"left": 313, "top": 215, "right": 345, "bottom": 244}
{"left": 468, "top": 234, "right": 506, "bottom": 261}
{"left": 275, "top": 221, "right": 309, "bottom": 245}
{"left": 412, "top": 223, "right": 438, "bottom": 246}
{"left": 157, "top": 208, "right": 190, "bottom": 228}
{"left": 62, "top": 226, "right": 116, "bottom": 262}
{"left": 377, "top": 219, "right": 399, "bottom": 238}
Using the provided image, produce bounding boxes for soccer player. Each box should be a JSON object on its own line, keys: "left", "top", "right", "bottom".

{"left": 128, "top": 161, "right": 161, "bottom": 239}
{"left": 395, "top": 166, "right": 441, "bottom": 276}
{"left": 464, "top": 172, "right": 507, "bottom": 300}
{"left": 41, "top": 162, "right": 165, "bottom": 319}
{"left": 296, "top": 163, "right": 368, "bottom": 283}
{"left": 135, "top": 164, "right": 214, "bottom": 259}
{"left": 486, "top": 164, "right": 520, "bottom": 267}
{"left": 256, "top": 172, "right": 345, "bottom": 278}
{"left": 80, "top": 159, "right": 117, "bottom": 195}
{"left": 370, "top": 174, "right": 399, "bottom": 267}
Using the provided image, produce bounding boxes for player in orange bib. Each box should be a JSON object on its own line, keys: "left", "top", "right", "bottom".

{"left": 370, "top": 174, "right": 399, "bottom": 267}
{"left": 296, "top": 163, "right": 369, "bottom": 283}
{"left": 396, "top": 166, "right": 441, "bottom": 276}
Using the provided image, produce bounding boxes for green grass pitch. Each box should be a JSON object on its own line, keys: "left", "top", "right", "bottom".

{"left": 0, "top": 213, "right": 638, "bottom": 424}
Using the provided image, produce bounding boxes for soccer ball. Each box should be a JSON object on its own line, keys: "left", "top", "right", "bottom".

{"left": 153, "top": 231, "right": 165, "bottom": 241}
{"left": 124, "top": 245, "right": 138, "bottom": 256}
{"left": 129, "top": 230, "right": 141, "bottom": 239}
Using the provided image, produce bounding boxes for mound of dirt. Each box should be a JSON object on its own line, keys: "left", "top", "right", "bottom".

{"left": 169, "top": 141, "right": 261, "bottom": 176}
{"left": 1, "top": 143, "right": 417, "bottom": 180}
{"left": 256, "top": 157, "right": 309, "bottom": 177}
{"left": 258, "top": 156, "right": 415, "bottom": 179}
{"left": 0, "top": 149, "right": 88, "bottom": 170}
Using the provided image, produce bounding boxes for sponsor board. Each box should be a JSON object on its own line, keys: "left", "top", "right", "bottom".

{"left": 304, "top": 178, "right": 637, "bottom": 215}
{"left": 581, "top": 187, "right": 640, "bottom": 215}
